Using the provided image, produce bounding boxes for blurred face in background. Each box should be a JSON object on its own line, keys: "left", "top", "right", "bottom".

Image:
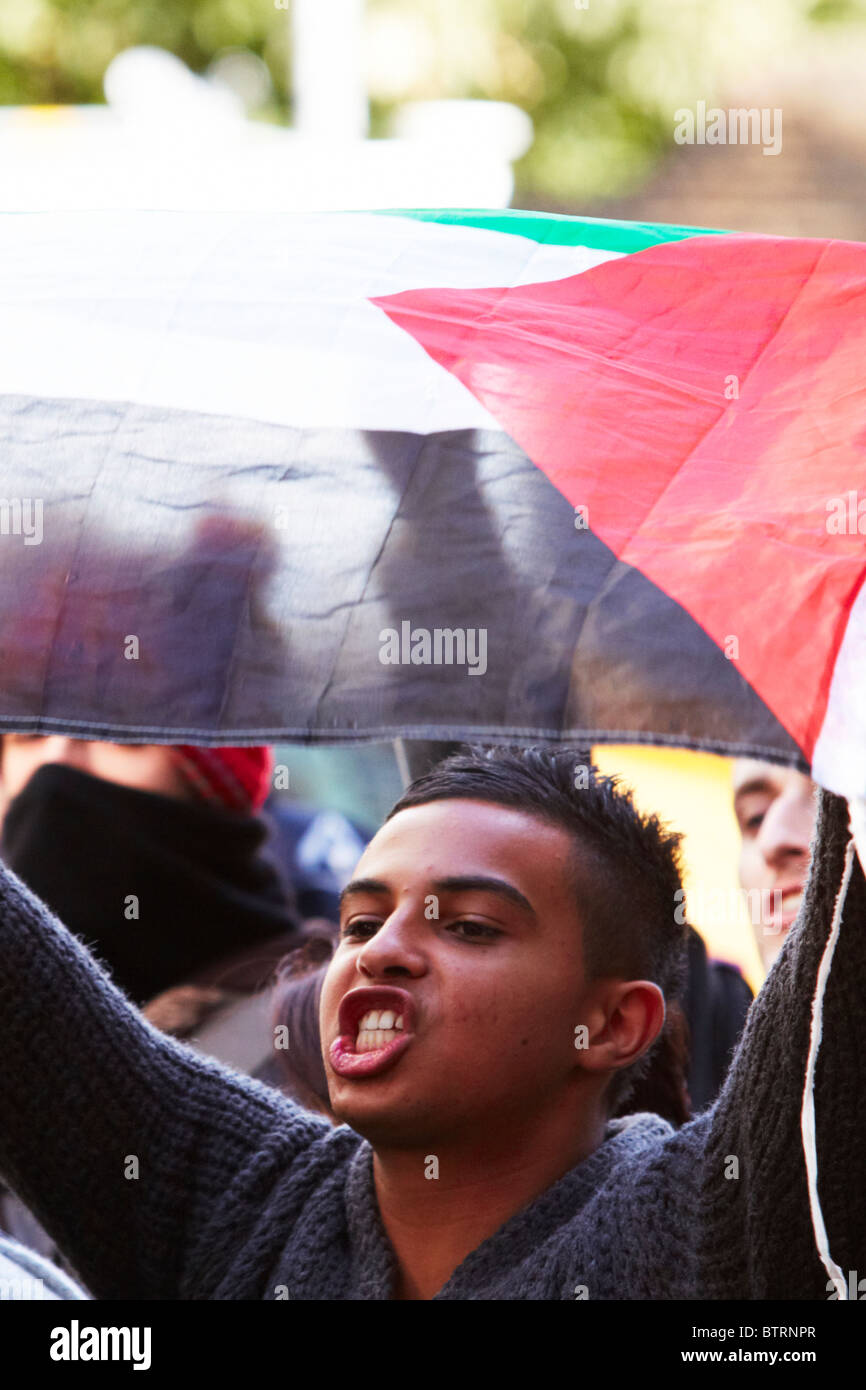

{"left": 0, "top": 735, "right": 192, "bottom": 823}
{"left": 732, "top": 759, "right": 817, "bottom": 973}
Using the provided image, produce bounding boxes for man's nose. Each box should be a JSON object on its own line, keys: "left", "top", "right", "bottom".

{"left": 757, "top": 794, "right": 813, "bottom": 870}
{"left": 356, "top": 908, "right": 427, "bottom": 979}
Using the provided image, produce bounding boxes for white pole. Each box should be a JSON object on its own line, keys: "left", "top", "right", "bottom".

{"left": 292, "top": 0, "right": 368, "bottom": 140}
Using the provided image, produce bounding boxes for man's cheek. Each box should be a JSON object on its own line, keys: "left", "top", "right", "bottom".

{"left": 319, "top": 961, "right": 352, "bottom": 1033}
{"left": 445, "top": 1006, "right": 545, "bottom": 1066}
{"left": 739, "top": 844, "right": 761, "bottom": 892}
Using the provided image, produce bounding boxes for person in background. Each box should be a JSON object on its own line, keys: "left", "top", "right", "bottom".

{"left": 270, "top": 928, "right": 340, "bottom": 1118}
{"left": 731, "top": 758, "right": 818, "bottom": 974}
{"left": 664, "top": 755, "right": 817, "bottom": 1113}
{"left": 680, "top": 925, "right": 752, "bottom": 1114}
{"left": 0, "top": 736, "right": 300, "bottom": 1022}
{"left": 0, "top": 734, "right": 303, "bottom": 1272}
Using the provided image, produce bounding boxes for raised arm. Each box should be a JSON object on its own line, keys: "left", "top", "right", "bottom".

{"left": 697, "top": 788, "right": 866, "bottom": 1298}
{"left": 0, "top": 860, "right": 329, "bottom": 1298}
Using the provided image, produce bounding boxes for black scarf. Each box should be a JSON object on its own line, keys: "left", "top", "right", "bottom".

{"left": 0, "top": 763, "right": 299, "bottom": 1005}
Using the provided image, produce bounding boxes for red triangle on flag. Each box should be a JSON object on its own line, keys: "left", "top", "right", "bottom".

{"left": 373, "top": 233, "right": 866, "bottom": 759}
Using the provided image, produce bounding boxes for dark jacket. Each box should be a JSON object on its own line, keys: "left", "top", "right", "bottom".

{"left": 683, "top": 927, "right": 753, "bottom": 1112}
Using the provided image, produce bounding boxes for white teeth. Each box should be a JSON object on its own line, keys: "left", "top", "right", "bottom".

{"left": 355, "top": 1028, "right": 400, "bottom": 1053}
{"left": 353, "top": 1005, "right": 409, "bottom": 1050}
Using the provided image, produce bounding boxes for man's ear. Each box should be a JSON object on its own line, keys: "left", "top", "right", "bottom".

{"left": 574, "top": 980, "right": 666, "bottom": 1078}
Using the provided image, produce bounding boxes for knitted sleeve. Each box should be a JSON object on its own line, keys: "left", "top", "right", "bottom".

{"left": 0, "top": 860, "right": 329, "bottom": 1298}
{"left": 697, "top": 789, "right": 866, "bottom": 1298}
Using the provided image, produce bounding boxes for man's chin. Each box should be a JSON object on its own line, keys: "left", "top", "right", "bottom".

{"left": 332, "top": 1106, "right": 437, "bottom": 1151}
{"left": 328, "top": 1080, "right": 445, "bottom": 1150}
{"left": 760, "top": 925, "right": 792, "bottom": 973}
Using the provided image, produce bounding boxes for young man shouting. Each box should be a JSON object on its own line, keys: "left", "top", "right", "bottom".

{"left": 0, "top": 746, "right": 862, "bottom": 1299}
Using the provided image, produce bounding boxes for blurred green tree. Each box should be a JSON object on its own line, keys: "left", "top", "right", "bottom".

{"left": 1, "top": 0, "right": 864, "bottom": 205}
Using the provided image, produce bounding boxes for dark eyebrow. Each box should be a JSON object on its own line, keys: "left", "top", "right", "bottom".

{"left": 338, "top": 878, "right": 390, "bottom": 913}
{"left": 431, "top": 875, "right": 536, "bottom": 918}
{"left": 338, "top": 874, "right": 537, "bottom": 918}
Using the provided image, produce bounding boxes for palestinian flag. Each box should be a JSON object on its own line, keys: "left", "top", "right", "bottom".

{"left": 0, "top": 208, "right": 864, "bottom": 799}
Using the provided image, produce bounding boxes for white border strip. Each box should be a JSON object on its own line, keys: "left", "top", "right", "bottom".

{"left": 812, "top": 575, "right": 866, "bottom": 802}
{"left": 801, "top": 838, "right": 853, "bottom": 1300}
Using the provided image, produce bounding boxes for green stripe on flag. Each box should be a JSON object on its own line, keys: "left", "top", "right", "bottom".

{"left": 377, "top": 207, "right": 729, "bottom": 255}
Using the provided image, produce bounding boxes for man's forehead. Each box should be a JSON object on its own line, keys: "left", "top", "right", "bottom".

{"left": 346, "top": 799, "right": 581, "bottom": 927}
{"left": 359, "top": 798, "right": 570, "bottom": 869}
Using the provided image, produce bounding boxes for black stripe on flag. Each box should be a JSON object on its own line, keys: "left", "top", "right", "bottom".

{"left": 0, "top": 393, "right": 803, "bottom": 764}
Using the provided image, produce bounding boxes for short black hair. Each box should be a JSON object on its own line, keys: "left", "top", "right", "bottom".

{"left": 387, "top": 745, "right": 689, "bottom": 1112}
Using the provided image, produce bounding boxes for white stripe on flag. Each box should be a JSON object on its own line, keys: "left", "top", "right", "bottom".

{"left": 812, "top": 573, "right": 866, "bottom": 800}
{"left": 0, "top": 211, "right": 620, "bottom": 432}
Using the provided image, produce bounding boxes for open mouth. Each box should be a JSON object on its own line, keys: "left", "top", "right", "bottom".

{"left": 780, "top": 888, "right": 804, "bottom": 919}
{"left": 329, "top": 986, "right": 416, "bottom": 1079}
{"left": 766, "top": 884, "right": 806, "bottom": 934}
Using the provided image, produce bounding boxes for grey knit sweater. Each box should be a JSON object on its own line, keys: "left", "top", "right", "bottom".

{"left": 0, "top": 789, "right": 863, "bottom": 1300}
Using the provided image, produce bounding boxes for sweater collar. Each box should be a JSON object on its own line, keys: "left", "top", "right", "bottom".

{"left": 344, "top": 1114, "right": 672, "bottom": 1300}
{"left": 344, "top": 1141, "right": 399, "bottom": 1300}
